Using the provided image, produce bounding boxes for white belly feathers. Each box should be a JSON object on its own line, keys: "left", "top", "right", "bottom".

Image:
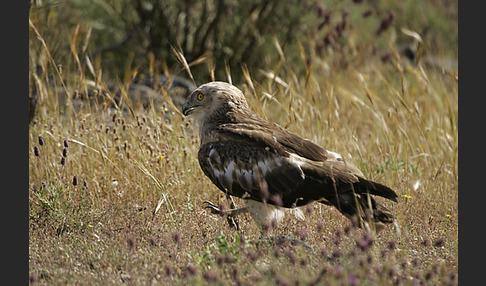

{"left": 244, "top": 200, "right": 305, "bottom": 226}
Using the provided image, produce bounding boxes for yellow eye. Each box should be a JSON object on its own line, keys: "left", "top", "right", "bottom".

{"left": 197, "top": 93, "right": 204, "bottom": 101}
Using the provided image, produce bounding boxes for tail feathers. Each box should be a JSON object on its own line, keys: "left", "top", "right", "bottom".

{"left": 371, "top": 201, "right": 396, "bottom": 223}
{"left": 357, "top": 178, "right": 398, "bottom": 202}
{"left": 324, "top": 191, "right": 396, "bottom": 230}
{"left": 355, "top": 194, "right": 396, "bottom": 224}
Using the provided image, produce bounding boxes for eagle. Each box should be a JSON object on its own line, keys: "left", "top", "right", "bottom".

{"left": 182, "top": 81, "right": 398, "bottom": 232}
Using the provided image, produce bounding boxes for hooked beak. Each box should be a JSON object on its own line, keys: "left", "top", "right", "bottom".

{"left": 182, "top": 101, "right": 196, "bottom": 116}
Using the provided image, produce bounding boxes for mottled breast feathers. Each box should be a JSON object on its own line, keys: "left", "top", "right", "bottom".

{"left": 198, "top": 140, "right": 306, "bottom": 205}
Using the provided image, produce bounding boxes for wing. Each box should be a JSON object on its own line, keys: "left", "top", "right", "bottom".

{"left": 216, "top": 116, "right": 329, "bottom": 162}
{"left": 198, "top": 140, "right": 306, "bottom": 205}
{"left": 200, "top": 118, "right": 397, "bottom": 208}
{"left": 198, "top": 140, "right": 374, "bottom": 207}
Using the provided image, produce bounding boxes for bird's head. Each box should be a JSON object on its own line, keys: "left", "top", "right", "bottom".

{"left": 182, "top": 81, "right": 250, "bottom": 121}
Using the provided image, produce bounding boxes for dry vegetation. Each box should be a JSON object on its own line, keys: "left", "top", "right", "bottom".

{"left": 29, "top": 0, "right": 457, "bottom": 285}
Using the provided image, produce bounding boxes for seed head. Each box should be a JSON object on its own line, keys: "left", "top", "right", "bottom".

{"left": 356, "top": 233, "right": 374, "bottom": 251}
{"left": 433, "top": 238, "right": 445, "bottom": 247}
{"left": 271, "top": 195, "right": 283, "bottom": 207}
{"left": 127, "top": 236, "right": 135, "bottom": 251}
{"left": 422, "top": 236, "right": 431, "bottom": 247}
{"left": 305, "top": 204, "right": 313, "bottom": 214}
{"left": 60, "top": 157, "right": 66, "bottom": 165}
{"left": 299, "top": 258, "right": 308, "bottom": 267}
{"left": 247, "top": 248, "right": 258, "bottom": 262}
{"left": 334, "top": 264, "right": 343, "bottom": 278}
{"left": 296, "top": 227, "right": 308, "bottom": 241}
{"left": 183, "top": 264, "right": 197, "bottom": 277}
{"left": 172, "top": 232, "right": 181, "bottom": 244}
{"left": 449, "top": 271, "right": 457, "bottom": 281}
{"left": 362, "top": 9, "right": 374, "bottom": 18}
{"left": 63, "top": 139, "right": 69, "bottom": 148}
{"left": 62, "top": 148, "right": 68, "bottom": 157}
{"left": 224, "top": 253, "right": 234, "bottom": 263}
{"left": 203, "top": 270, "right": 219, "bottom": 282}
{"left": 376, "top": 11, "right": 396, "bottom": 35}
{"left": 38, "top": 136, "right": 44, "bottom": 146}
{"left": 72, "top": 176, "right": 78, "bottom": 186}
{"left": 34, "top": 146, "right": 40, "bottom": 157}
{"left": 216, "top": 253, "right": 224, "bottom": 266}
{"left": 273, "top": 246, "right": 281, "bottom": 258}
{"left": 331, "top": 250, "right": 342, "bottom": 259}
{"left": 164, "top": 265, "right": 174, "bottom": 276}
{"left": 29, "top": 273, "right": 38, "bottom": 283}
{"left": 149, "top": 237, "right": 156, "bottom": 246}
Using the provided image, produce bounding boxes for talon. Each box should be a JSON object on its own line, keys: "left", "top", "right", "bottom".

{"left": 203, "top": 201, "right": 223, "bottom": 215}
{"left": 203, "top": 200, "right": 216, "bottom": 207}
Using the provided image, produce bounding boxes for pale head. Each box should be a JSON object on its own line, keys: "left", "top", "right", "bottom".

{"left": 182, "top": 81, "right": 250, "bottom": 122}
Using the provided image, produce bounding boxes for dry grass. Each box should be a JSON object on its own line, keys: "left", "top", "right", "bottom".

{"left": 29, "top": 3, "right": 457, "bottom": 285}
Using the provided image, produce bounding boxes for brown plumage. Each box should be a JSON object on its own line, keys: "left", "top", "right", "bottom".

{"left": 182, "top": 81, "right": 398, "bottom": 231}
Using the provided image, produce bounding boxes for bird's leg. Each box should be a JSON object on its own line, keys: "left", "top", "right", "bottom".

{"left": 203, "top": 200, "right": 248, "bottom": 230}
{"left": 226, "top": 194, "right": 241, "bottom": 231}
{"left": 203, "top": 201, "right": 249, "bottom": 217}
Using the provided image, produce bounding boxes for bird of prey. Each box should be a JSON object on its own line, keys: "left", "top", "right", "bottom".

{"left": 182, "top": 81, "right": 398, "bottom": 232}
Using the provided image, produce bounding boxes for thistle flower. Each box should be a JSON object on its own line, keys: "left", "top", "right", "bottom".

{"left": 356, "top": 233, "right": 374, "bottom": 251}
{"left": 296, "top": 227, "right": 308, "bottom": 241}
{"left": 271, "top": 195, "right": 283, "bottom": 207}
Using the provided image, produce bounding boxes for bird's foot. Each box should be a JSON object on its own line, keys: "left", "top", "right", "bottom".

{"left": 203, "top": 201, "right": 228, "bottom": 216}
{"left": 203, "top": 201, "right": 241, "bottom": 230}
